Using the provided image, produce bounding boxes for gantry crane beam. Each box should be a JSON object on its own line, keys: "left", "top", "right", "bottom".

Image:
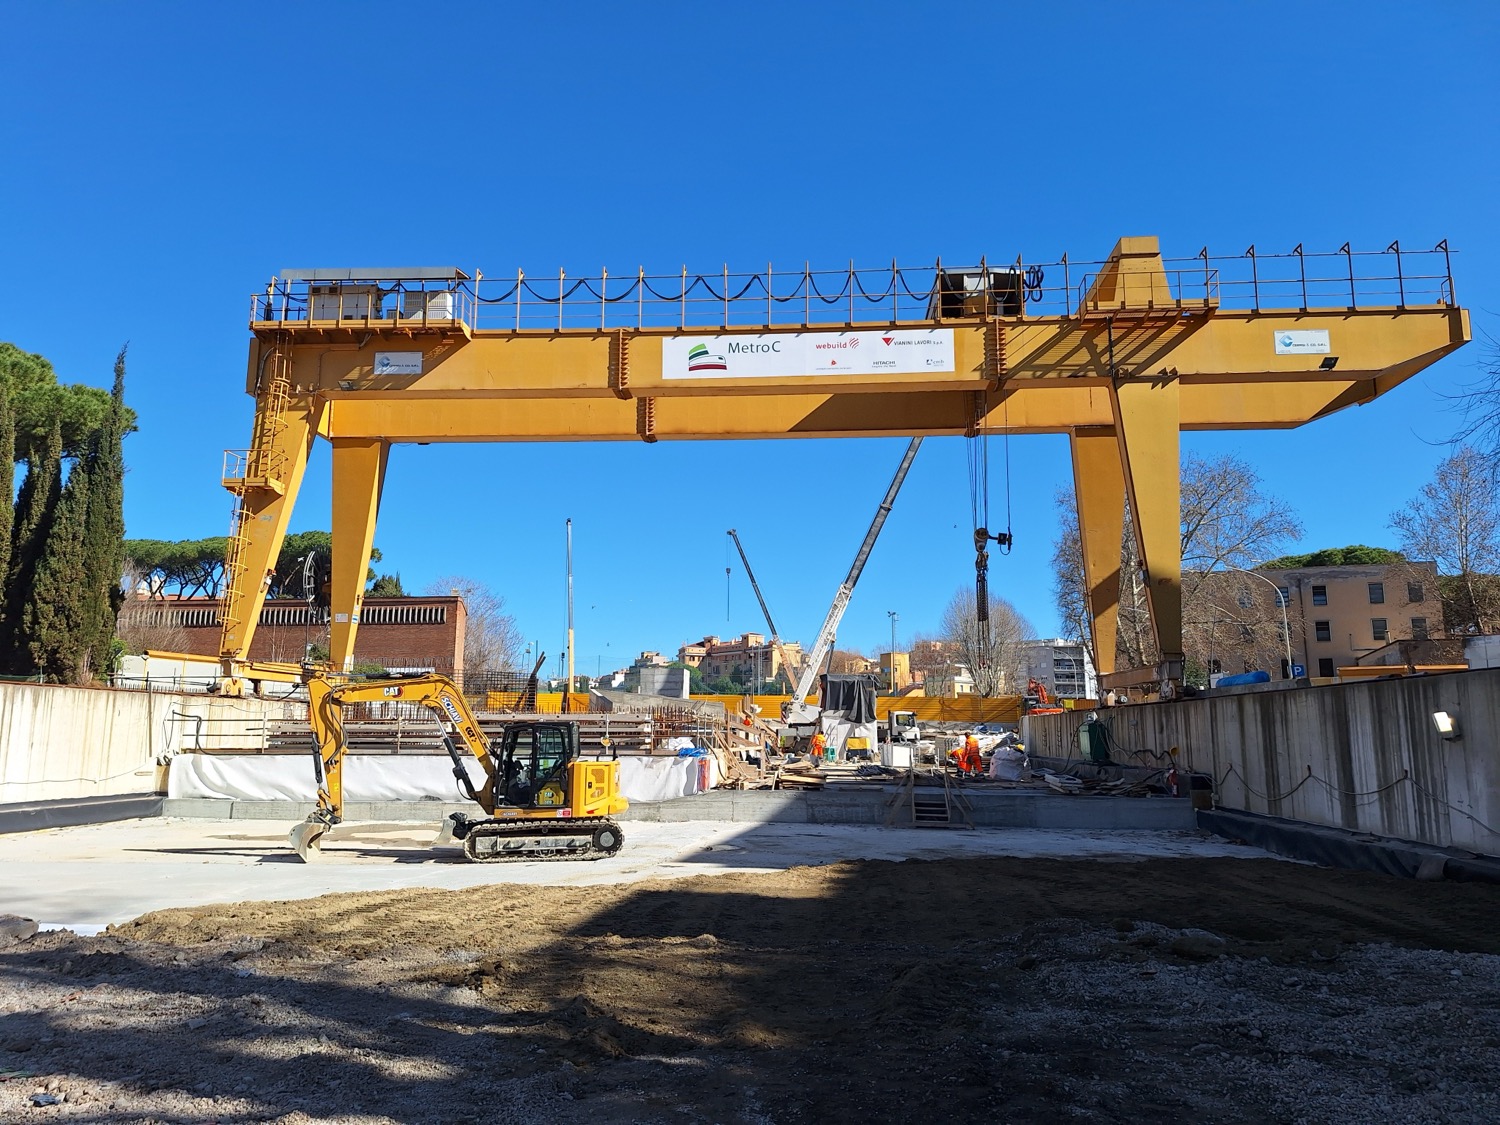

{"left": 217, "top": 237, "right": 1469, "bottom": 695}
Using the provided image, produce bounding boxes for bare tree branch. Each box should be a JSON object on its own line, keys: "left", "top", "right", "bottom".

{"left": 1051, "top": 452, "right": 1302, "bottom": 679}
{"left": 1440, "top": 327, "right": 1500, "bottom": 475}
{"left": 1389, "top": 445, "right": 1500, "bottom": 634}
{"left": 939, "top": 586, "right": 1034, "bottom": 695}
{"left": 425, "top": 575, "right": 523, "bottom": 679}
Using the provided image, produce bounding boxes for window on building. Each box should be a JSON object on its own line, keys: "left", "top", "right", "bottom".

{"left": 1315, "top": 620, "right": 1331, "bottom": 642}
{"left": 1277, "top": 586, "right": 1290, "bottom": 607}
{"left": 1372, "top": 618, "right": 1388, "bottom": 642}
{"left": 1411, "top": 617, "right": 1429, "bottom": 641}
{"left": 1318, "top": 657, "right": 1335, "bottom": 677}
{"left": 1236, "top": 586, "right": 1254, "bottom": 610}
{"left": 1368, "top": 582, "right": 1385, "bottom": 604}
{"left": 1312, "top": 585, "right": 1328, "bottom": 606}
{"left": 1408, "top": 581, "right": 1425, "bottom": 603}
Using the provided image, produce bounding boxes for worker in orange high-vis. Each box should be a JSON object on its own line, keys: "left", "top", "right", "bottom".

{"left": 810, "top": 731, "right": 828, "bottom": 762}
{"left": 959, "top": 732, "right": 982, "bottom": 777}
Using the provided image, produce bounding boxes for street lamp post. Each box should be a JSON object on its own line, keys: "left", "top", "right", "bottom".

{"left": 887, "top": 610, "right": 899, "bottom": 690}
{"left": 1221, "top": 566, "right": 1294, "bottom": 680}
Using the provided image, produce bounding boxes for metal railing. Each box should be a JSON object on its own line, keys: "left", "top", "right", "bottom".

{"left": 248, "top": 241, "right": 1457, "bottom": 334}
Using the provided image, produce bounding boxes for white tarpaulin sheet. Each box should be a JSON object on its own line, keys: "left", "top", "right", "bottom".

{"left": 168, "top": 753, "right": 711, "bottom": 804}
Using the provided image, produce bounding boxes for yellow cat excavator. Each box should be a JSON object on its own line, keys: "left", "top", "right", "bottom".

{"left": 290, "top": 673, "right": 628, "bottom": 863}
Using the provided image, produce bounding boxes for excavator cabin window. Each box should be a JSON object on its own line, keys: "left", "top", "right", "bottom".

{"left": 501, "top": 725, "right": 571, "bottom": 808}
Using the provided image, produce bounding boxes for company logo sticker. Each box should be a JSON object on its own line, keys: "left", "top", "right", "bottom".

{"left": 374, "top": 350, "right": 423, "bottom": 376}
{"left": 686, "top": 344, "right": 728, "bottom": 373}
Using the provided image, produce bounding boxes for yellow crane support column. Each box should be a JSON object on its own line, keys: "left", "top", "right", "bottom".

{"left": 1069, "top": 426, "right": 1127, "bottom": 678}
{"left": 329, "top": 438, "right": 389, "bottom": 671}
{"left": 1108, "top": 375, "right": 1183, "bottom": 689}
{"left": 217, "top": 349, "right": 324, "bottom": 690}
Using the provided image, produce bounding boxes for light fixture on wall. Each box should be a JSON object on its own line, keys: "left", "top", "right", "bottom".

{"left": 1431, "top": 709, "right": 1461, "bottom": 740}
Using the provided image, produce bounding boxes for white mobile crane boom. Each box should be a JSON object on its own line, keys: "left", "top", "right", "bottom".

{"left": 783, "top": 437, "right": 923, "bottom": 730}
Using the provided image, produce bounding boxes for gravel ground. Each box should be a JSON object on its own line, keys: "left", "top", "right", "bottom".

{"left": 1, "top": 855, "right": 1497, "bottom": 1123}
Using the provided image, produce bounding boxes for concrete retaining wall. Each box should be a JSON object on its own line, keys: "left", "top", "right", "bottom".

{"left": 1025, "top": 668, "right": 1500, "bottom": 855}
{"left": 0, "top": 681, "right": 304, "bottom": 804}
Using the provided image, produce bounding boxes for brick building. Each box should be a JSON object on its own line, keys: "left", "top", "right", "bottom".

{"left": 118, "top": 595, "right": 467, "bottom": 678}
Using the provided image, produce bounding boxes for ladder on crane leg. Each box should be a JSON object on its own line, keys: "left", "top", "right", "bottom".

{"left": 219, "top": 347, "right": 293, "bottom": 639}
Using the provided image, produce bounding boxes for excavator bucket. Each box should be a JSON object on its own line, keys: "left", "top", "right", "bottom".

{"left": 289, "top": 816, "right": 329, "bottom": 862}
{"left": 433, "top": 815, "right": 457, "bottom": 847}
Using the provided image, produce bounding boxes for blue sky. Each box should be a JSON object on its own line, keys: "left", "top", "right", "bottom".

{"left": 2, "top": 3, "right": 1496, "bottom": 678}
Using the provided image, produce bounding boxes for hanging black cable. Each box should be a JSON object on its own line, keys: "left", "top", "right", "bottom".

{"left": 967, "top": 380, "right": 1018, "bottom": 692}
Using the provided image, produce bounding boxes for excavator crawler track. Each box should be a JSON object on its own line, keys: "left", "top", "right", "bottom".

{"left": 457, "top": 816, "right": 624, "bottom": 863}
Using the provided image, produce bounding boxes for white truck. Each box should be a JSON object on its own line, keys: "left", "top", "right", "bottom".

{"left": 877, "top": 709, "right": 921, "bottom": 768}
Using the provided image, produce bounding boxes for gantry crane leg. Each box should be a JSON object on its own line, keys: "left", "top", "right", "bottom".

{"left": 1107, "top": 376, "right": 1183, "bottom": 690}
{"left": 217, "top": 393, "right": 325, "bottom": 689}
{"left": 329, "top": 439, "right": 389, "bottom": 671}
{"left": 1069, "top": 426, "right": 1127, "bottom": 679}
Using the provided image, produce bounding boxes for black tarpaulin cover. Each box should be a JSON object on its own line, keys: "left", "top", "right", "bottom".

{"left": 819, "top": 673, "right": 879, "bottom": 722}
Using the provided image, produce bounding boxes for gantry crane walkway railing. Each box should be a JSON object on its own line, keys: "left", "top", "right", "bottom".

{"left": 249, "top": 241, "right": 1457, "bottom": 337}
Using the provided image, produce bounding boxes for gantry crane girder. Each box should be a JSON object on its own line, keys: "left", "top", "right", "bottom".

{"left": 217, "top": 236, "right": 1469, "bottom": 694}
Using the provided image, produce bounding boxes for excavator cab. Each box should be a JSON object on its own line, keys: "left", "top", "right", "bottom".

{"left": 498, "top": 723, "right": 575, "bottom": 809}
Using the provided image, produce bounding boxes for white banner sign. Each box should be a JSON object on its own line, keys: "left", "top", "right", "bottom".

{"left": 1273, "top": 330, "right": 1330, "bottom": 355}
{"left": 374, "top": 350, "right": 424, "bottom": 376}
{"left": 662, "top": 330, "right": 955, "bottom": 380}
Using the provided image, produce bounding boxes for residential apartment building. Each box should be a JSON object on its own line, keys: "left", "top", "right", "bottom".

{"left": 1017, "top": 639, "right": 1098, "bottom": 701}
{"left": 677, "top": 633, "right": 804, "bottom": 689}
{"left": 907, "top": 639, "right": 977, "bottom": 697}
{"left": 1257, "top": 561, "right": 1444, "bottom": 678}
{"left": 877, "top": 651, "right": 912, "bottom": 691}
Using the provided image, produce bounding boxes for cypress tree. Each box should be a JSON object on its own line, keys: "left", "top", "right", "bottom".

{"left": 0, "top": 379, "right": 15, "bottom": 613}
{"left": 25, "top": 451, "right": 89, "bottom": 682}
{"left": 2, "top": 418, "right": 63, "bottom": 673}
{"left": 78, "top": 346, "right": 128, "bottom": 677}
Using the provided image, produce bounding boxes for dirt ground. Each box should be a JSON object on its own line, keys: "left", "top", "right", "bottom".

{"left": 2, "top": 855, "right": 1498, "bottom": 1124}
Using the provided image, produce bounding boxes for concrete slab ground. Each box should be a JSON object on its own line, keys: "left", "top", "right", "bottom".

{"left": 161, "top": 788, "right": 1200, "bottom": 830}
{"left": 0, "top": 815, "right": 1277, "bottom": 931}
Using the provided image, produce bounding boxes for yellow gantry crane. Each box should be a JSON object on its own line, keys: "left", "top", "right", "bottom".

{"left": 216, "top": 238, "right": 1468, "bottom": 695}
